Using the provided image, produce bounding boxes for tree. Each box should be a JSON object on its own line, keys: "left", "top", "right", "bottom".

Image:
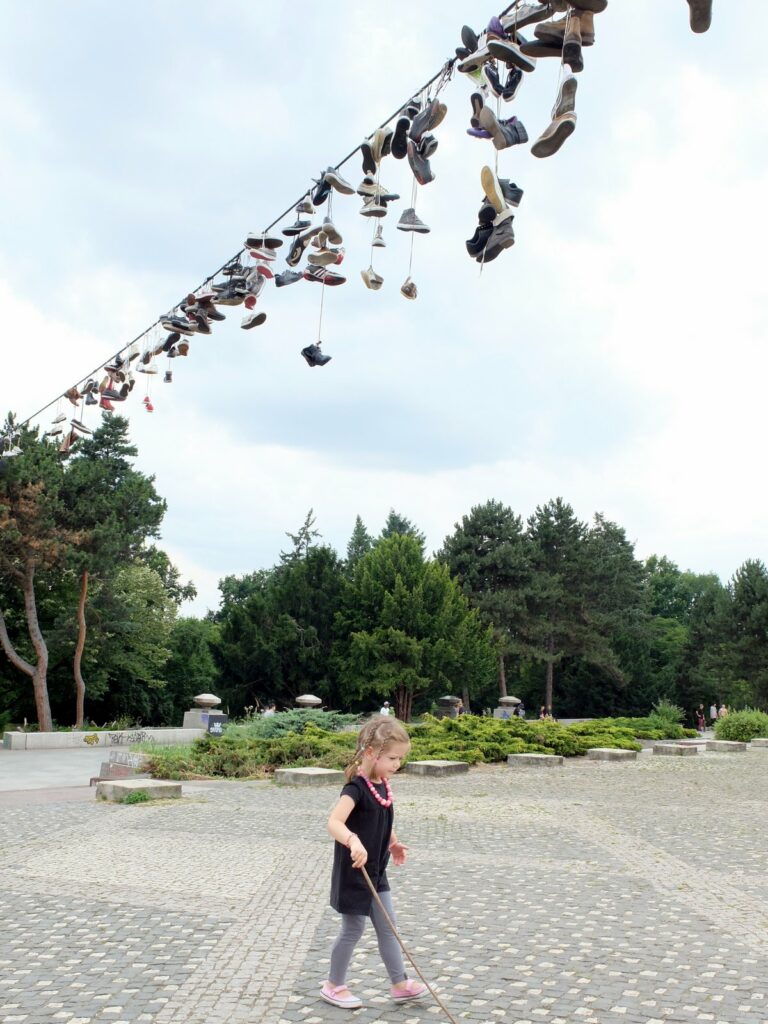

{"left": 58, "top": 416, "right": 168, "bottom": 725}
{"left": 439, "top": 499, "right": 532, "bottom": 704}
{"left": 159, "top": 617, "right": 220, "bottom": 724}
{"left": 281, "top": 509, "right": 321, "bottom": 563}
{"left": 379, "top": 509, "right": 426, "bottom": 552}
{"left": 335, "top": 535, "right": 495, "bottom": 720}
{"left": 345, "top": 515, "right": 374, "bottom": 575}
{"left": 0, "top": 424, "right": 85, "bottom": 729}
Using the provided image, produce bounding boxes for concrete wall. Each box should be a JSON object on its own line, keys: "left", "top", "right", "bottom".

{"left": 3, "top": 727, "right": 205, "bottom": 750}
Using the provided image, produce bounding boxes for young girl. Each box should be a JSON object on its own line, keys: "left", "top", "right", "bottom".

{"left": 321, "top": 716, "right": 427, "bottom": 1010}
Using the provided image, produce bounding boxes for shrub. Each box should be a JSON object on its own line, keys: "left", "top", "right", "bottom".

{"left": 649, "top": 698, "right": 685, "bottom": 726}
{"left": 122, "top": 789, "right": 150, "bottom": 804}
{"left": 227, "top": 709, "right": 360, "bottom": 741}
{"left": 714, "top": 708, "right": 768, "bottom": 743}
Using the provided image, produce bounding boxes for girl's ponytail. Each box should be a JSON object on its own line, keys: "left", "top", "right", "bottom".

{"left": 343, "top": 714, "right": 410, "bottom": 782}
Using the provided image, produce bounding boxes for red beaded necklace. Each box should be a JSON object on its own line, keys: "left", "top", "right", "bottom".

{"left": 357, "top": 771, "right": 394, "bottom": 808}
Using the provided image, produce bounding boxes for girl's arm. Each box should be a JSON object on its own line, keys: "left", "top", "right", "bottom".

{"left": 328, "top": 795, "right": 368, "bottom": 868}
{"left": 388, "top": 828, "right": 408, "bottom": 866}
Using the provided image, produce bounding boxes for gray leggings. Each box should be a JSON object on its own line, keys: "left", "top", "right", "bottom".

{"left": 329, "top": 889, "right": 407, "bottom": 986}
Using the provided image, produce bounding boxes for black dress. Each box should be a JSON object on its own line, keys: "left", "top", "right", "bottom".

{"left": 330, "top": 775, "right": 394, "bottom": 916}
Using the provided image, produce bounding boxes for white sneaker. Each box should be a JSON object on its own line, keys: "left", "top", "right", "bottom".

{"left": 361, "top": 266, "right": 384, "bottom": 291}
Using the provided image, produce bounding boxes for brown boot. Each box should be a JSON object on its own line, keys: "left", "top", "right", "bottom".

{"left": 535, "top": 10, "right": 595, "bottom": 45}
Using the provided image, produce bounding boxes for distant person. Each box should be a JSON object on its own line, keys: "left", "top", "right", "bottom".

{"left": 718, "top": 704, "right": 729, "bottom": 718}
{"left": 546, "top": 706, "right": 556, "bottom": 721}
{"left": 379, "top": 702, "right": 391, "bottom": 716}
{"left": 263, "top": 703, "right": 277, "bottom": 717}
{"left": 694, "top": 704, "right": 706, "bottom": 733}
{"left": 456, "top": 699, "right": 465, "bottom": 716}
{"left": 709, "top": 702, "right": 718, "bottom": 725}
{"left": 516, "top": 703, "right": 525, "bottom": 719}
{"left": 539, "top": 706, "right": 548, "bottom": 720}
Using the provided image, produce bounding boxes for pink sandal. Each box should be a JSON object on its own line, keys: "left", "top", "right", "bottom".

{"left": 320, "top": 982, "right": 363, "bottom": 1009}
{"left": 391, "top": 979, "right": 428, "bottom": 1002}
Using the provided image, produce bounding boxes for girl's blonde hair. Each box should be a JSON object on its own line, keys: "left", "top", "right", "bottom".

{"left": 344, "top": 715, "right": 410, "bottom": 782}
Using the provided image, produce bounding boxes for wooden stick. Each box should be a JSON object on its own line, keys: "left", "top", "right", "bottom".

{"left": 360, "top": 865, "right": 460, "bottom": 1024}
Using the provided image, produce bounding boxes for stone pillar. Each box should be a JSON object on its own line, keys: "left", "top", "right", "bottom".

{"left": 494, "top": 695, "right": 521, "bottom": 720}
{"left": 182, "top": 693, "right": 222, "bottom": 729}
{"left": 434, "top": 695, "right": 461, "bottom": 720}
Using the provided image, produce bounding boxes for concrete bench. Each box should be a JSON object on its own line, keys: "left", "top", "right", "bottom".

{"left": 705, "top": 740, "right": 747, "bottom": 753}
{"left": 404, "top": 760, "right": 469, "bottom": 776}
{"left": 507, "top": 753, "right": 564, "bottom": 767}
{"left": 96, "top": 779, "right": 181, "bottom": 802}
{"left": 749, "top": 738, "right": 768, "bottom": 748}
{"left": 274, "top": 767, "right": 345, "bottom": 786}
{"left": 653, "top": 743, "right": 698, "bottom": 756}
{"left": 586, "top": 748, "right": 638, "bottom": 762}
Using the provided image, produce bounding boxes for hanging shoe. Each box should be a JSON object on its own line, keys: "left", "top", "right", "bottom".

{"left": 372, "top": 224, "right": 386, "bottom": 248}
{"left": 144, "top": 400, "right": 154, "bottom": 413}
{"left": 323, "top": 166, "right": 355, "bottom": 195}
{"left": 85, "top": 392, "right": 98, "bottom": 406}
{"left": 397, "top": 208, "right": 430, "bottom": 233}
{"left": 301, "top": 343, "right": 332, "bottom": 367}
{"left": 535, "top": 11, "right": 595, "bottom": 46}
{"left": 286, "top": 226, "right": 323, "bottom": 267}
{"left": 160, "top": 314, "right": 195, "bottom": 336}
{"left": 391, "top": 117, "right": 410, "bottom": 160}
{"left": 501, "top": 2, "right": 553, "bottom": 31}
{"left": 241, "top": 311, "right": 267, "bottom": 329}
{"left": 322, "top": 217, "right": 343, "bottom": 245}
{"left": 164, "top": 370, "right": 173, "bottom": 383}
{"left": 275, "top": 270, "right": 303, "bottom": 288}
{"left": 531, "top": 111, "right": 577, "bottom": 158}
{"left": 687, "top": 0, "right": 712, "bottom": 32}
{"left": 303, "top": 266, "right": 346, "bottom": 286}
{"left": 361, "top": 266, "right": 384, "bottom": 291}
{"left": 400, "top": 277, "right": 418, "bottom": 300}
{"left": 282, "top": 216, "right": 312, "bottom": 237}
{"left": 64, "top": 387, "right": 80, "bottom": 406}
{"left": 406, "top": 138, "right": 435, "bottom": 186}
{"left": 70, "top": 419, "right": 92, "bottom": 436}
{"left": 244, "top": 231, "right": 283, "bottom": 250}
{"left": 297, "top": 198, "right": 315, "bottom": 215}
{"left": 478, "top": 108, "right": 529, "bottom": 150}
{"left": 478, "top": 211, "right": 515, "bottom": 263}
{"left": 360, "top": 196, "right": 387, "bottom": 218}
{"left": 552, "top": 73, "right": 578, "bottom": 119}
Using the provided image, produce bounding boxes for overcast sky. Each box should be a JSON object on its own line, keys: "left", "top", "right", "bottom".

{"left": 2, "top": 1, "right": 766, "bottom": 616}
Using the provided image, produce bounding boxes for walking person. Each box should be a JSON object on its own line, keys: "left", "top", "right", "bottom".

{"left": 718, "top": 704, "right": 729, "bottom": 718}
{"left": 379, "top": 701, "right": 391, "bottom": 716}
{"left": 709, "top": 702, "right": 718, "bottom": 726}
{"left": 322, "top": 717, "right": 427, "bottom": 1009}
{"left": 694, "top": 704, "right": 706, "bottom": 733}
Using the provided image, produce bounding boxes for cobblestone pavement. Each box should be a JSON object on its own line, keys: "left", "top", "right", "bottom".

{"left": 1, "top": 748, "right": 767, "bottom": 1024}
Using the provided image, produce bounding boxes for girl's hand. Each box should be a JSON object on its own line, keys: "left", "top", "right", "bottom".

{"left": 349, "top": 838, "right": 368, "bottom": 869}
{"left": 389, "top": 840, "right": 408, "bottom": 866}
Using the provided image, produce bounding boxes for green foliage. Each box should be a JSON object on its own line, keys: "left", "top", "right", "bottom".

{"left": 714, "top": 708, "right": 768, "bottom": 742}
{"left": 226, "top": 708, "right": 359, "bottom": 740}
{"left": 649, "top": 698, "right": 685, "bottom": 726}
{"left": 121, "top": 789, "right": 150, "bottom": 804}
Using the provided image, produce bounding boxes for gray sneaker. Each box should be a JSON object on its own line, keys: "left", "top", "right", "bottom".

{"left": 275, "top": 269, "right": 303, "bottom": 287}
{"left": 478, "top": 107, "right": 529, "bottom": 151}
{"left": 360, "top": 196, "right": 387, "bottom": 218}
{"left": 322, "top": 217, "right": 343, "bottom": 245}
{"left": 406, "top": 138, "right": 435, "bottom": 185}
{"left": 478, "top": 212, "right": 515, "bottom": 263}
{"left": 372, "top": 224, "right": 386, "bottom": 248}
{"left": 397, "top": 208, "right": 430, "bottom": 233}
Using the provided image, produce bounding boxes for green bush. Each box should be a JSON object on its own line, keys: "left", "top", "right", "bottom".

{"left": 122, "top": 789, "right": 150, "bottom": 804}
{"left": 649, "top": 698, "right": 685, "bottom": 726}
{"left": 714, "top": 708, "right": 768, "bottom": 743}
{"left": 226, "top": 709, "right": 360, "bottom": 741}
{"left": 142, "top": 712, "right": 645, "bottom": 780}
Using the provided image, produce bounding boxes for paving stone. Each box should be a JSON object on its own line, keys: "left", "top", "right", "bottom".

{"left": 273, "top": 768, "right": 345, "bottom": 787}
{"left": 507, "top": 754, "right": 564, "bottom": 767}
{"left": 95, "top": 780, "right": 182, "bottom": 802}
{"left": 403, "top": 760, "right": 469, "bottom": 776}
{"left": 586, "top": 748, "right": 638, "bottom": 762}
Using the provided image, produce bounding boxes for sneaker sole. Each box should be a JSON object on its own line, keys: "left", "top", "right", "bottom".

{"left": 486, "top": 39, "right": 536, "bottom": 73}
{"left": 320, "top": 993, "right": 362, "bottom": 1010}
{"left": 480, "top": 165, "right": 506, "bottom": 215}
{"left": 531, "top": 114, "right": 576, "bottom": 158}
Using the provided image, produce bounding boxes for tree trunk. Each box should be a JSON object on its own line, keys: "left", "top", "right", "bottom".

{"left": 544, "top": 636, "right": 554, "bottom": 712}
{"left": 498, "top": 652, "right": 507, "bottom": 699}
{"left": 22, "top": 565, "right": 52, "bottom": 731}
{"left": 73, "top": 570, "right": 89, "bottom": 728}
{"left": 462, "top": 684, "right": 470, "bottom": 714}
